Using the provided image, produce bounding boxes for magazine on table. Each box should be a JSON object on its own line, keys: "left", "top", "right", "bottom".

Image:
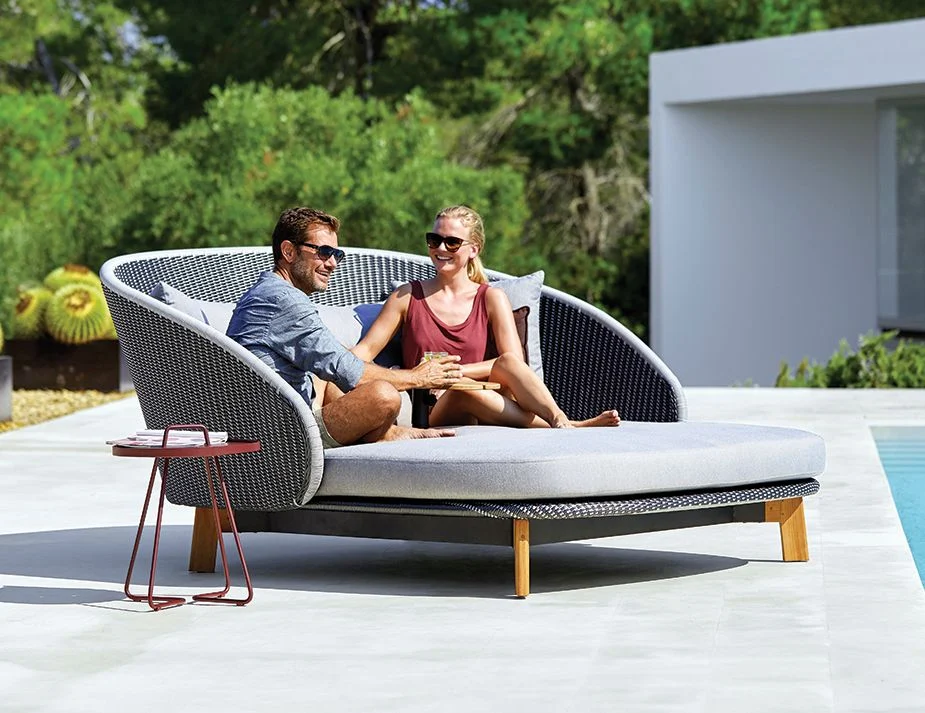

{"left": 107, "top": 429, "right": 229, "bottom": 448}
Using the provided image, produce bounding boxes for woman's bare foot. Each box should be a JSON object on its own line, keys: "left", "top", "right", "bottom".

{"left": 571, "top": 410, "right": 621, "bottom": 428}
{"left": 382, "top": 426, "right": 456, "bottom": 441}
{"left": 549, "top": 411, "right": 573, "bottom": 428}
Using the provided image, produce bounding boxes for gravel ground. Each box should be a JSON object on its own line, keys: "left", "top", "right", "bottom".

{"left": 0, "top": 389, "right": 134, "bottom": 433}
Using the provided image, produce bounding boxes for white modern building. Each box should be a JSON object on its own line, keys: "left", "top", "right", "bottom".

{"left": 650, "top": 19, "right": 925, "bottom": 386}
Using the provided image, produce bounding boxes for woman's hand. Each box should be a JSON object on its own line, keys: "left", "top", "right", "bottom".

{"left": 412, "top": 354, "right": 463, "bottom": 389}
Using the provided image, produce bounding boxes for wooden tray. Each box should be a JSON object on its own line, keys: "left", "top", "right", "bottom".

{"left": 447, "top": 381, "right": 501, "bottom": 391}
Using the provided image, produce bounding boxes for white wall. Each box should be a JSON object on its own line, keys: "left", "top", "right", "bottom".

{"left": 650, "top": 19, "right": 925, "bottom": 106}
{"left": 652, "top": 103, "right": 878, "bottom": 386}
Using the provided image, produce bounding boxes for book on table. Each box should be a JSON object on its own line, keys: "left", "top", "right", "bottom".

{"left": 107, "top": 429, "right": 229, "bottom": 448}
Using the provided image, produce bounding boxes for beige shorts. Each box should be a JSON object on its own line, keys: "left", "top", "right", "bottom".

{"left": 312, "top": 406, "right": 343, "bottom": 449}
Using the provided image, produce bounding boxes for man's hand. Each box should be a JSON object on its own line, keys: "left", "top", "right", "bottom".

{"left": 357, "top": 354, "right": 463, "bottom": 392}
{"left": 411, "top": 354, "right": 463, "bottom": 389}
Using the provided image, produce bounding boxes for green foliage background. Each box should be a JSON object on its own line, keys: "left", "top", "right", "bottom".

{"left": 776, "top": 332, "right": 925, "bottom": 388}
{"left": 2, "top": 0, "right": 922, "bottom": 340}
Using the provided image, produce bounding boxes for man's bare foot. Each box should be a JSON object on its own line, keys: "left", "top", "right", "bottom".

{"left": 411, "top": 427, "right": 456, "bottom": 439}
{"left": 382, "top": 426, "right": 456, "bottom": 441}
{"left": 571, "top": 410, "right": 621, "bottom": 428}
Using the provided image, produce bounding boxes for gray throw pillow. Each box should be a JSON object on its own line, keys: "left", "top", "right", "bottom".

{"left": 316, "top": 302, "right": 402, "bottom": 368}
{"left": 199, "top": 301, "right": 236, "bottom": 334}
{"left": 489, "top": 271, "right": 544, "bottom": 379}
{"left": 149, "top": 282, "right": 236, "bottom": 334}
{"left": 315, "top": 304, "right": 362, "bottom": 349}
{"left": 315, "top": 302, "right": 409, "bottom": 425}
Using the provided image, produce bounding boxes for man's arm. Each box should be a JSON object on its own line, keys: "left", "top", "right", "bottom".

{"left": 357, "top": 354, "right": 462, "bottom": 392}
{"left": 277, "top": 291, "right": 460, "bottom": 394}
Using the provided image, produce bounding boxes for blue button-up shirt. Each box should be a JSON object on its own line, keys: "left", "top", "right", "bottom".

{"left": 227, "top": 271, "right": 365, "bottom": 406}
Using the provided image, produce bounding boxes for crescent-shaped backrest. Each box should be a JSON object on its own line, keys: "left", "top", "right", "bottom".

{"left": 102, "top": 246, "right": 685, "bottom": 511}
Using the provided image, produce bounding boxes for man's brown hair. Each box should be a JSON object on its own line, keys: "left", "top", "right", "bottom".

{"left": 271, "top": 207, "right": 341, "bottom": 262}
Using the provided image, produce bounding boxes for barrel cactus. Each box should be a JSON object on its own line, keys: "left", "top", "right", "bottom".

{"left": 45, "top": 284, "right": 113, "bottom": 345}
{"left": 44, "top": 264, "right": 103, "bottom": 293}
{"left": 13, "top": 286, "right": 53, "bottom": 338}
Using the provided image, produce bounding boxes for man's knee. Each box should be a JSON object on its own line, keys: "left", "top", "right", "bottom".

{"left": 362, "top": 380, "right": 402, "bottom": 419}
{"left": 321, "top": 380, "right": 402, "bottom": 445}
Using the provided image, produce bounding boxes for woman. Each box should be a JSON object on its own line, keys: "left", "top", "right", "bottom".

{"left": 353, "top": 205, "right": 620, "bottom": 428}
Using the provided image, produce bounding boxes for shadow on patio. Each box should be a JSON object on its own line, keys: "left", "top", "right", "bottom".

{"left": 0, "top": 525, "right": 747, "bottom": 602}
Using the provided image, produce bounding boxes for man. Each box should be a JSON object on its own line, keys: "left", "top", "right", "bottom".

{"left": 227, "top": 207, "right": 462, "bottom": 446}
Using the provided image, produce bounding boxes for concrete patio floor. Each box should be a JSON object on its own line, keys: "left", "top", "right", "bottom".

{"left": 1, "top": 388, "right": 924, "bottom": 712}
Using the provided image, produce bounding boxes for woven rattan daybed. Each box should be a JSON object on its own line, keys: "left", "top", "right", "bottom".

{"left": 100, "top": 246, "right": 825, "bottom": 598}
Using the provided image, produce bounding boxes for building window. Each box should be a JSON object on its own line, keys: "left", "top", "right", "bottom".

{"left": 879, "top": 104, "right": 925, "bottom": 333}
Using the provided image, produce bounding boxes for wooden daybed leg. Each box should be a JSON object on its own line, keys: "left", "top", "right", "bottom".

{"left": 513, "top": 518, "right": 530, "bottom": 598}
{"left": 765, "top": 497, "right": 809, "bottom": 562}
{"left": 188, "top": 506, "right": 231, "bottom": 572}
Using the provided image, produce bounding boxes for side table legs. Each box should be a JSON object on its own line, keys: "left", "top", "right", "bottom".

{"left": 124, "top": 456, "right": 185, "bottom": 611}
{"left": 124, "top": 454, "right": 253, "bottom": 611}
{"left": 190, "top": 456, "right": 253, "bottom": 605}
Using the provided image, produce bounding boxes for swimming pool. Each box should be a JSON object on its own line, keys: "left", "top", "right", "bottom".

{"left": 872, "top": 426, "right": 925, "bottom": 585}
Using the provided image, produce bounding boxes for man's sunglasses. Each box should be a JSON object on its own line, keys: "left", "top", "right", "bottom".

{"left": 425, "top": 232, "right": 468, "bottom": 252}
{"left": 295, "top": 242, "right": 346, "bottom": 265}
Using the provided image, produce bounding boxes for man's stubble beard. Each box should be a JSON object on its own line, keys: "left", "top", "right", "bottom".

{"left": 292, "top": 260, "right": 328, "bottom": 295}
{"left": 311, "top": 272, "right": 329, "bottom": 293}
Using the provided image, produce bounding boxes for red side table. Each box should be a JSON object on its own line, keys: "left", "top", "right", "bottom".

{"left": 113, "top": 424, "right": 260, "bottom": 611}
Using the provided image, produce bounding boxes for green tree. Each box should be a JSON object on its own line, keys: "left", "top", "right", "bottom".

{"left": 5, "top": 0, "right": 925, "bottom": 339}
{"left": 128, "top": 0, "right": 421, "bottom": 127}
{"left": 116, "top": 83, "right": 528, "bottom": 270}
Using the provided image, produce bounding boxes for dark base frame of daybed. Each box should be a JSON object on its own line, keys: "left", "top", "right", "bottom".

{"left": 189, "top": 478, "right": 819, "bottom": 597}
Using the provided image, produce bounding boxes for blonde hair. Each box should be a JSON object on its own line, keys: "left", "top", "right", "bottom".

{"left": 434, "top": 205, "right": 488, "bottom": 284}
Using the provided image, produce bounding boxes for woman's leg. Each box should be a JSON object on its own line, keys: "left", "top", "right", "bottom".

{"left": 489, "top": 353, "right": 620, "bottom": 428}
{"left": 429, "top": 387, "right": 619, "bottom": 429}
{"left": 489, "top": 353, "right": 569, "bottom": 427}
{"left": 428, "top": 389, "right": 547, "bottom": 428}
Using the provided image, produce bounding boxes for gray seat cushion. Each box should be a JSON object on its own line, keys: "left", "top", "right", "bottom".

{"left": 315, "top": 421, "right": 825, "bottom": 501}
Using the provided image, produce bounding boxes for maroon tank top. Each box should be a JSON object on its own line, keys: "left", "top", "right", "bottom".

{"left": 402, "top": 281, "right": 491, "bottom": 368}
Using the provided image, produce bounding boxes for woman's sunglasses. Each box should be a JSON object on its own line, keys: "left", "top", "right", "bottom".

{"left": 295, "top": 242, "right": 346, "bottom": 265}
{"left": 425, "top": 232, "right": 468, "bottom": 253}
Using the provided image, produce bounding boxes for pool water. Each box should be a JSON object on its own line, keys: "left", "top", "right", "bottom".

{"left": 872, "top": 426, "right": 925, "bottom": 586}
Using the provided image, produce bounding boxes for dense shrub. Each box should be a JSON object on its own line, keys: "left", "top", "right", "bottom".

{"left": 117, "top": 84, "right": 529, "bottom": 270}
{"left": 0, "top": 91, "right": 145, "bottom": 335}
{"left": 775, "top": 331, "right": 925, "bottom": 388}
{"left": 0, "top": 84, "right": 528, "bottom": 335}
